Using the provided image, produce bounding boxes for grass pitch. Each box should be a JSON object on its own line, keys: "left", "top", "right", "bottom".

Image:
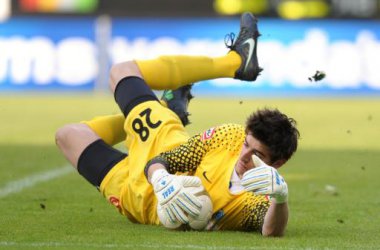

{"left": 0, "top": 94, "right": 379, "bottom": 249}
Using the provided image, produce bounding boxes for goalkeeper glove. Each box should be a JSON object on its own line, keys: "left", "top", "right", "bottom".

{"left": 241, "top": 155, "right": 288, "bottom": 204}
{"left": 151, "top": 169, "right": 203, "bottom": 224}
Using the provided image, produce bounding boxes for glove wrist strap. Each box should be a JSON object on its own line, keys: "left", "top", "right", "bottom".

{"left": 151, "top": 169, "right": 169, "bottom": 185}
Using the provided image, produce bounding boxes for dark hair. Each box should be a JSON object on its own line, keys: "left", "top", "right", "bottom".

{"left": 245, "top": 108, "right": 300, "bottom": 163}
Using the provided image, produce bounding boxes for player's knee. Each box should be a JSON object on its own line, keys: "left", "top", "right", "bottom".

{"left": 55, "top": 124, "right": 91, "bottom": 150}
{"left": 56, "top": 124, "right": 101, "bottom": 168}
{"left": 109, "top": 61, "right": 143, "bottom": 92}
{"left": 55, "top": 124, "right": 77, "bottom": 149}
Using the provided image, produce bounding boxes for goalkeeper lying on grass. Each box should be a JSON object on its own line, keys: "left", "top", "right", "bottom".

{"left": 55, "top": 12, "right": 299, "bottom": 236}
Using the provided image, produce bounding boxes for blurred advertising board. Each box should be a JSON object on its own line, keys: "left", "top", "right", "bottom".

{"left": 0, "top": 17, "right": 96, "bottom": 91}
{"left": 1, "top": 17, "right": 379, "bottom": 95}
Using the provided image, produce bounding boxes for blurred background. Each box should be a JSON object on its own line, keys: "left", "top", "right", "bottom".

{"left": 0, "top": 0, "right": 380, "bottom": 96}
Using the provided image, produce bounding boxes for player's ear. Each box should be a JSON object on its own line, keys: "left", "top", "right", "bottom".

{"left": 272, "top": 159, "right": 286, "bottom": 169}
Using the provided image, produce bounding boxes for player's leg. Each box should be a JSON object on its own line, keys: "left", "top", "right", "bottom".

{"left": 141, "top": 12, "right": 262, "bottom": 84}
{"left": 134, "top": 53, "right": 241, "bottom": 90}
{"left": 109, "top": 49, "right": 194, "bottom": 127}
{"left": 109, "top": 12, "right": 261, "bottom": 92}
{"left": 55, "top": 124, "right": 127, "bottom": 187}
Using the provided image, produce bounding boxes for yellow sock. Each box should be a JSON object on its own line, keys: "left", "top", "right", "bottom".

{"left": 135, "top": 51, "right": 241, "bottom": 90}
{"left": 82, "top": 114, "right": 126, "bottom": 145}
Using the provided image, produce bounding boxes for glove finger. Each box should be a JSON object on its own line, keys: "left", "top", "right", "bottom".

{"left": 163, "top": 205, "right": 177, "bottom": 224}
{"left": 242, "top": 166, "right": 271, "bottom": 179}
{"left": 170, "top": 202, "right": 189, "bottom": 224}
{"left": 179, "top": 176, "right": 202, "bottom": 187}
{"left": 252, "top": 155, "right": 268, "bottom": 168}
{"left": 242, "top": 168, "right": 272, "bottom": 185}
{"left": 182, "top": 191, "right": 202, "bottom": 209}
{"left": 184, "top": 184, "right": 205, "bottom": 196}
{"left": 243, "top": 180, "right": 271, "bottom": 192}
{"left": 241, "top": 173, "right": 270, "bottom": 186}
{"left": 253, "top": 187, "right": 271, "bottom": 195}
{"left": 175, "top": 193, "right": 201, "bottom": 217}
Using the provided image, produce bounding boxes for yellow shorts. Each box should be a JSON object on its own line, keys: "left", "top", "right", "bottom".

{"left": 99, "top": 101, "right": 189, "bottom": 224}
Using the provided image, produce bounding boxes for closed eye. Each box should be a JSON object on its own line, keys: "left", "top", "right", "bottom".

{"left": 253, "top": 150, "right": 264, "bottom": 159}
{"left": 244, "top": 138, "right": 249, "bottom": 147}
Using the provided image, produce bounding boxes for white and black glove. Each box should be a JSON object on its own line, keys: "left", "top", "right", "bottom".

{"left": 241, "top": 155, "right": 288, "bottom": 204}
{"left": 151, "top": 169, "right": 203, "bottom": 224}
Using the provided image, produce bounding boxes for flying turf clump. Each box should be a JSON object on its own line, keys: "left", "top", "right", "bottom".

{"left": 308, "top": 70, "right": 326, "bottom": 82}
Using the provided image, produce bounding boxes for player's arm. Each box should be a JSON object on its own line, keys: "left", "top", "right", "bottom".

{"left": 237, "top": 194, "right": 287, "bottom": 236}
{"left": 146, "top": 124, "right": 245, "bottom": 177}
{"left": 146, "top": 134, "right": 207, "bottom": 177}
{"left": 82, "top": 113, "right": 126, "bottom": 146}
{"left": 262, "top": 201, "right": 288, "bottom": 236}
{"left": 236, "top": 193, "right": 270, "bottom": 232}
{"left": 241, "top": 155, "right": 289, "bottom": 236}
{"left": 144, "top": 135, "right": 208, "bottom": 226}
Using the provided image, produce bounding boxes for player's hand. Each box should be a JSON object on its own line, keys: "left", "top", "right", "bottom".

{"left": 241, "top": 155, "right": 288, "bottom": 204}
{"left": 151, "top": 169, "right": 203, "bottom": 224}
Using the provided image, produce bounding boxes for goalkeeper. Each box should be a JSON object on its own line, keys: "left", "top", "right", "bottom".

{"left": 56, "top": 12, "right": 299, "bottom": 236}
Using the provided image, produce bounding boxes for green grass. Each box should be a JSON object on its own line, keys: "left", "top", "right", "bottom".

{"left": 0, "top": 94, "right": 380, "bottom": 249}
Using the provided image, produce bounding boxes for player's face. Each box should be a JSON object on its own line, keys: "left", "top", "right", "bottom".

{"left": 235, "top": 133, "right": 272, "bottom": 178}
